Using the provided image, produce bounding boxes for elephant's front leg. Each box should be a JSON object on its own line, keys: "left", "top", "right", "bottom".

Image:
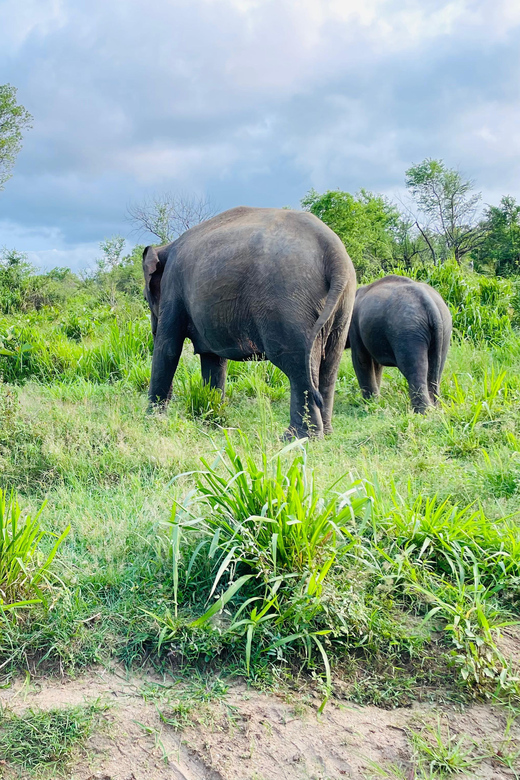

{"left": 148, "top": 305, "right": 186, "bottom": 409}
{"left": 200, "top": 353, "right": 228, "bottom": 394}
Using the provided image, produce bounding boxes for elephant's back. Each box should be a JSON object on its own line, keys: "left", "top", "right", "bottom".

{"left": 168, "top": 207, "right": 351, "bottom": 311}
{"left": 172, "top": 206, "right": 347, "bottom": 269}
{"left": 356, "top": 276, "right": 448, "bottom": 347}
{"left": 163, "top": 207, "right": 354, "bottom": 358}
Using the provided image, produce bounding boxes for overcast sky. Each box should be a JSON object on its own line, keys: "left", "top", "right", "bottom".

{"left": 1, "top": 0, "right": 520, "bottom": 270}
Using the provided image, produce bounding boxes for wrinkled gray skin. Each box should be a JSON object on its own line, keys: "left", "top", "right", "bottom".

{"left": 143, "top": 206, "right": 356, "bottom": 438}
{"left": 346, "top": 275, "right": 452, "bottom": 413}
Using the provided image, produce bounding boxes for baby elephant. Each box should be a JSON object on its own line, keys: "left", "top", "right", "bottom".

{"left": 346, "top": 275, "right": 452, "bottom": 412}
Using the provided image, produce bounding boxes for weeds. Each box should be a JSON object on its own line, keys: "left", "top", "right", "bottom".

{"left": 179, "top": 370, "right": 228, "bottom": 424}
{"left": 0, "top": 702, "right": 105, "bottom": 772}
{"left": 0, "top": 489, "right": 69, "bottom": 612}
{"left": 408, "top": 718, "right": 482, "bottom": 775}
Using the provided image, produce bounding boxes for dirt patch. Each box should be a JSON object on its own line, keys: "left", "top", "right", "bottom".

{"left": 0, "top": 669, "right": 518, "bottom": 779}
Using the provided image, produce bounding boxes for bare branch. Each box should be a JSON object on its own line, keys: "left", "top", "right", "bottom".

{"left": 126, "top": 191, "right": 216, "bottom": 244}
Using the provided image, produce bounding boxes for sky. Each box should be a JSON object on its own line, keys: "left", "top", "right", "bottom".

{"left": 1, "top": 0, "right": 520, "bottom": 271}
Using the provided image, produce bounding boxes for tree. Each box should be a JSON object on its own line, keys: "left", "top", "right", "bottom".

{"left": 301, "top": 188, "right": 400, "bottom": 278}
{"left": 0, "top": 84, "right": 32, "bottom": 191}
{"left": 127, "top": 192, "right": 215, "bottom": 244}
{"left": 94, "top": 236, "right": 127, "bottom": 306}
{"left": 0, "top": 249, "right": 35, "bottom": 313}
{"left": 97, "top": 236, "right": 126, "bottom": 273}
{"left": 405, "top": 159, "right": 483, "bottom": 264}
{"left": 475, "top": 196, "right": 520, "bottom": 276}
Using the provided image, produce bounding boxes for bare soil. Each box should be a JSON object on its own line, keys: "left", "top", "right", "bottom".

{"left": 0, "top": 668, "right": 518, "bottom": 780}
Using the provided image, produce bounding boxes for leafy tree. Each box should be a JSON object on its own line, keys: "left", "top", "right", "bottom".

{"left": 127, "top": 192, "right": 215, "bottom": 243}
{"left": 0, "top": 85, "right": 32, "bottom": 191}
{"left": 476, "top": 196, "right": 520, "bottom": 276}
{"left": 301, "top": 188, "right": 400, "bottom": 277}
{"left": 0, "top": 249, "right": 35, "bottom": 313}
{"left": 405, "top": 159, "right": 482, "bottom": 264}
{"left": 97, "top": 236, "right": 126, "bottom": 273}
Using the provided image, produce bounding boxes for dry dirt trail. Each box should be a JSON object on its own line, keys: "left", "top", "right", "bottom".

{"left": 0, "top": 668, "right": 517, "bottom": 780}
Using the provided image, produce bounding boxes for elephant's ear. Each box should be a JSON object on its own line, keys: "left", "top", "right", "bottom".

{"left": 142, "top": 245, "right": 166, "bottom": 307}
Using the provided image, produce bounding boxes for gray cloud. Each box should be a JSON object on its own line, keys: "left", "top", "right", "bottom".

{"left": 1, "top": 0, "right": 520, "bottom": 266}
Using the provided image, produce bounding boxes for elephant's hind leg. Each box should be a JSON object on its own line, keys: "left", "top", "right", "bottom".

{"left": 273, "top": 347, "right": 323, "bottom": 439}
{"left": 200, "top": 353, "right": 228, "bottom": 394}
{"left": 427, "top": 343, "right": 449, "bottom": 406}
{"left": 319, "top": 331, "right": 347, "bottom": 435}
{"left": 286, "top": 377, "right": 324, "bottom": 439}
{"left": 395, "top": 346, "right": 431, "bottom": 414}
{"left": 351, "top": 339, "right": 383, "bottom": 402}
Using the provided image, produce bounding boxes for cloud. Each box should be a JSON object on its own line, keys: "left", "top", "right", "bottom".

{"left": 0, "top": 0, "right": 519, "bottom": 267}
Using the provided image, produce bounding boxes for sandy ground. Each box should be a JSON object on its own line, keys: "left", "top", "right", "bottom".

{"left": 0, "top": 668, "right": 519, "bottom": 780}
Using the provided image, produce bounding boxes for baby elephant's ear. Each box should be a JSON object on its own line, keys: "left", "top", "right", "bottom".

{"left": 142, "top": 245, "right": 166, "bottom": 306}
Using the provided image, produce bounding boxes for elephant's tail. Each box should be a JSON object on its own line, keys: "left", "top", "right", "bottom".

{"left": 305, "top": 249, "right": 353, "bottom": 410}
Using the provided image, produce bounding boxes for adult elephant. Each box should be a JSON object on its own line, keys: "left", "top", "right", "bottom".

{"left": 346, "top": 275, "right": 452, "bottom": 413}
{"left": 143, "top": 206, "right": 356, "bottom": 438}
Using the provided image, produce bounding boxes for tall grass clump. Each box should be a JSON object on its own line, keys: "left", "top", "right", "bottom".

{"left": 151, "top": 433, "right": 520, "bottom": 702}
{"left": 78, "top": 320, "right": 152, "bottom": 384}
{"left": 0, "top": 489, "right": 70, "bottom": 612}
{"left": 364, "top": 479, "right": 520, "bottom": 695}
{"left": 0, "top": 317, "right": 153, "bottom": 387}
{"left": 177, "top": 370, "right": 228, "bottom": 424}
{"left": 154, "top": 432, "right": 375, "bottom": 706}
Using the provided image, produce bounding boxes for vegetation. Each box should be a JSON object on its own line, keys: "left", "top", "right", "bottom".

{"left": 0, "top": 703, "right": 104, "bottom": 773}
{"left": 0, "top": 488, "right": 69, "bottom": 612}
{"left": 0, "top": 83, "right": 32, "bottom": 191}
{"left": 1, "top": 161, "right": 520, "bottom": 772}
{"left": 0, "top": 283, "right": 519, "bottom": 710}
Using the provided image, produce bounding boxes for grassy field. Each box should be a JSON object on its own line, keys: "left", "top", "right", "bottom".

{"left": 1, "top": 263, "right": 520, "bottom": 776}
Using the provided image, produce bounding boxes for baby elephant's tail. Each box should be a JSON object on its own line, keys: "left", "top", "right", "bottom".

{"left": 421, "top": 288, "right": 446, "bottom": 398}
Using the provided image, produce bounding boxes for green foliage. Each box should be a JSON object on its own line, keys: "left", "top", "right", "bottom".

{"left": 408, "top": 719, "right": 482, "bottom": 776}
{"left": 0, "top": 249, "right": 36, "bottom": 314}
{"left": 0, "top": 83, "right": 32, "bottom": 191}
{"left": 0, "top": 317, "right": 152, "bottom": 387}
{"left": 156, "top": 433, "right": 373, "bottom": 707}
{"left": 80, "top": 320, "right": 152, "bottom": 384}
{"left": 178, "top": 371, "right": 228, "bottom": 424}
{"left": 301, "top": 188, "right": 400, "bottom": 277}
{"left": 476, "top": 195, "right": 520, "bottom": 276}
{"left": 0, "top": 703, "right": 104, "bottom": 772}
{"left": 148, "top": 427, "right": 520, "bottom": 701}
{"left": 0, "top": 488, "right": 69, "bottom": 611}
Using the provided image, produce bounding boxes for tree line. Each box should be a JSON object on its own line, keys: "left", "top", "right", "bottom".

{"left": 1, "top": 81, "right": 520, "bottom": 301}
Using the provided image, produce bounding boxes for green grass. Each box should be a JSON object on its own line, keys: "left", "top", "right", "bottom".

{"left": 0, "top": 703, "right": 105, "bottom": 774}
{"left": 0, "top": 488, "right": 69, "bottom": 612}
{"left": 0, "top": 288, "right": 520, "bottom": 710}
